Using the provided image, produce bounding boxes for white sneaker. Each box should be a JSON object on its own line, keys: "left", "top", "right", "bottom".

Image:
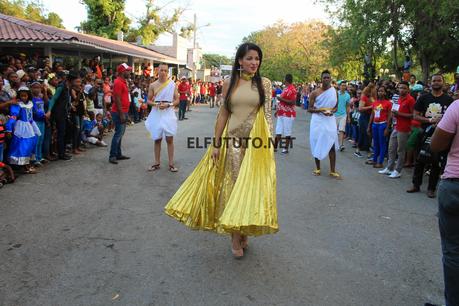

{"left": 389, "top": 170, "right": 401, "bottom": 178}
{"left": 378, "top": 168, "right": 392, "bottom": 175}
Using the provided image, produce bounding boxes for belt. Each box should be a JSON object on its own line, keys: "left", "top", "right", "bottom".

{"left": 156, "top": 101, "right": 172, "bottom": 103}
{"left": 444, "top": 178, "right": 459, "bottom": 182}
{"left": 373, "top": 121, "right": 387, "bottom": 125}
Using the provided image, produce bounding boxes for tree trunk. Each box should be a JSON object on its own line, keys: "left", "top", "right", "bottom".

{"left": 391, "top": 0, "right": 401, "bottom": 79}
{"left": 421, "top": 52, "right": 430, "bottom": 83}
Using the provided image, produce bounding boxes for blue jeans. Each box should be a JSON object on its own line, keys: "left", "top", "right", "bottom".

{"left": 438, "top": 179, "right": 459, "bottom": 306}
{"left": 0, "top": 143, "right": 3, "bottom": 162}
{"left": 352, "top": 124, "right": 359, "bottom": 143}
{"left": 372, "top": 122, "right": 387, "bottom": 164}
{"left": 345, "top": 122, "right": 352, "bottom": 138}
{"left": 178, "top": 100, "right": 187, "bottom": 120}
{"left": 35, "top": 121, "right": 45, "bottom": 161}
{"left": 109, "top": 112, "right": 127, "bottom": 159}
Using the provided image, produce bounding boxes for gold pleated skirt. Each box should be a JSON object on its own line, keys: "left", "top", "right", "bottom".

{"left": 164, "top": 107, "right": 278, "bottom": 236}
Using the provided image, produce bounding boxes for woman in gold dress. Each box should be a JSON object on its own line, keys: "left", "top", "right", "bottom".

{"left": 164, "top": 43, "right": 278, "bottom": 259}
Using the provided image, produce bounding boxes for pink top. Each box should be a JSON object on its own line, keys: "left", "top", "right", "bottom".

{"left": 438, "top": 99, "right": 459, "bottom": 179}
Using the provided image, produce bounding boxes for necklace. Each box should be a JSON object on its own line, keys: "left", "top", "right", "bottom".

{"left": 240, "top": 71, "right": 255, "bottom": 81}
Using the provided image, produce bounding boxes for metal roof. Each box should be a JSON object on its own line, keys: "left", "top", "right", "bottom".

{"left": 0, "top": 13, "right": 182, "bottom": 63}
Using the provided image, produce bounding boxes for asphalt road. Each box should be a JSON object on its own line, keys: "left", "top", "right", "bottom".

{"left": 0, "top": 105, "right": 444, "bottom": 306}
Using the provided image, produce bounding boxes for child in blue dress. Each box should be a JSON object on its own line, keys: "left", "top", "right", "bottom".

{"left": 6, "top": 86, "right": 41, "bottom": 174}
{"left": 31, "top": 81, "right": 48, "bottom": 166}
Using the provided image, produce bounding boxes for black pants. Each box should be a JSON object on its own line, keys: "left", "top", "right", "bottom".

{"left": 412, "top": 153, "right": 441, "bottom": 191}
{"left": 438, "top": 179, "right": 459, "bottom": 306}
{"left": 54, "top": 113, "right": 67, "bottom": 157}
{"left": 358, "top": 113, "right": 371, "bottom": 151}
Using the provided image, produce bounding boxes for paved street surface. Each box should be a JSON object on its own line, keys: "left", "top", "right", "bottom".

{"left": 1, "top": 105, "right": 443, "bottom": 306}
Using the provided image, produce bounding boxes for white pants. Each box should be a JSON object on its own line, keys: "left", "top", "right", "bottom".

{"left": 275, "top": 116, "right": 294, "bottom": 136}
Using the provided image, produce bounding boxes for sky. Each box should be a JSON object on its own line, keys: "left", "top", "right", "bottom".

{"left": 40, "top": 0, "right": 329, "bottom": 57}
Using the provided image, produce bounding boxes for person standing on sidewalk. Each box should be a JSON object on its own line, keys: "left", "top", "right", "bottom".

{"left": 407, "top": 74, "right": 453, "bottom": 198}
{"left": 177, "top": 76, "right": 189, "bottom": 121}
{"left": 274, "top": 74, "right": 297, "bottom": 153}
{"left": 367, "top": 85, "right": 392, "bottom": 169}
{"left": 336, "top": 81, "right": 351, "bottom": 151}
{"left": 430, "top": 99, "right": 459, "bottom": 306}
{"left": 108, "top": 63, "right": 132, "bottom": 164}
{"left": 378, "top": 81, "right": 415, "bottom": 178}
{"left": 208, "top": 82, "right": 216, "bottom": 108}
{"left": 354, "top": 83, "right": 375, "bottom": 158}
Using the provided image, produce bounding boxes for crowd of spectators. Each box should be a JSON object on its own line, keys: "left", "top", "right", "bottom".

{"left": 0, "top": 52, "right": 227, "bottom": 187}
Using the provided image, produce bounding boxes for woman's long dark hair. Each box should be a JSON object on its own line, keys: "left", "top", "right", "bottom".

{"left": 224, "top": 43, "right": 265, "bottom": 112}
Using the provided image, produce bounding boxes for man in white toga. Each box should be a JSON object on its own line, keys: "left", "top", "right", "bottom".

{"left": 308, "top": 70, "right": 341, "bottom": 178}
{"left": 145, "top": 63, "right": 179, "bottom": 172}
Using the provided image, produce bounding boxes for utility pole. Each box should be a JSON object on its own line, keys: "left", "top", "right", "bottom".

{"left": 190, "top": 14, "right": 209, "bottom": 81}
{"left": 193, "top": 13, "right": 197, "bottom": 50}
{"left": 192, "top": 13, "right": 197, "bottom": 80}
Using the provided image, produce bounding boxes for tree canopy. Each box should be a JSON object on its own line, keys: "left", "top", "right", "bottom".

{"left": 80, "top": 0, "right": 131, "bottom": 39}
{"left": 0, "top": 0, "right": 64, "bottom": 28}
{"left": 80, "top": 0, "right": 187, "bottom": 45}
{"left": 243, "top": 21, "right": 332, "bottom": 82}
{"left": 318, "top": 0, "right": 459, "bottom": 82}
{"left": 202, "top": 54, "right": 233, "bottom": 69}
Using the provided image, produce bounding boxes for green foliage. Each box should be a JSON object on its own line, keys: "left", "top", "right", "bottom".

{"left": 0, "top": 0, "right": 64, "bottom": 28}
{"left": 80, "top": 0, "right": 131, "bottom": 39}
{"left": 202, "top": 54, "right": 232, "bottom": 69}
{"left": 125, "top": 0, "right": 185, "bottom": 45}
{"left": 45, "top": 12, "right": 64, "bottom": 28}
{"left": 243, "top": 21, "right": 331, "bottom": 82}
{"left": 179, "top": 25, "right": 194, "bottom": 39}
{"left": 318, "top": 0, "right": 459, "bottom": 82}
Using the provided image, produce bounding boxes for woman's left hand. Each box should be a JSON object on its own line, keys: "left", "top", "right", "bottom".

{"left": 384, "top": 128, "right": 390, "bottom": 137}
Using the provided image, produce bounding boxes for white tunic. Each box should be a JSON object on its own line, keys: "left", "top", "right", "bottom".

{"left": 145, "top": 80, "right": 178, "bottom": 140}
{"left": 309, "top": 87, "right": 339, "bottom": 160}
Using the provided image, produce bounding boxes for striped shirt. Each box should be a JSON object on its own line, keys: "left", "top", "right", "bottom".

{"left": 0, "top": 124, "right": 5, "bottom": 144}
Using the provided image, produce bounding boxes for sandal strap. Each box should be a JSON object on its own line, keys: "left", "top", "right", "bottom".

{"left": 148, "top": 164, "right": 160, "bottom": 171}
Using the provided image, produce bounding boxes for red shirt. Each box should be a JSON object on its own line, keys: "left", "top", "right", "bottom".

{"left": 111, "top": 77, "right": 130, "bottom": 113}
{"left": 200, "top": 85, "right": 206, "bottom": 95}
{"left": 361, "top": 95, "right": 373, "bottom": 114}
{"left": 178, "top": 82, "right": 189, "bottom": 101}
{"left": 395, "top": 94, "right": 416, "bottom": 132}
{"left": 277, "top": 84, "right": 297, "bottom": 118}
{"left": 208, "top": 84, "right": 216, "bottom": 96}
{"left": 372, "top": 99, "right": 392, "bottom": 123}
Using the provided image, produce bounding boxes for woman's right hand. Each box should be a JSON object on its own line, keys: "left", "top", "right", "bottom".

{"left": 211, "top": 147, "right": 220, "bottom": 164}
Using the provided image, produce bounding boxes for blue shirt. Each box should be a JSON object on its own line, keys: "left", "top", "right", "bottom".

{"left": 336, "top": 91, "right": 351, "bottom": 117}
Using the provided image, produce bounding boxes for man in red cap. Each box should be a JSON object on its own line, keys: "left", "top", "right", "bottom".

{"left": 109, "top": 63, "right": 132, "bottom": 164}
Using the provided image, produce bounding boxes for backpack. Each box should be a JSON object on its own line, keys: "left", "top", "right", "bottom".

{"left": 417, "top": 125, "right": 435, "bottom": 164}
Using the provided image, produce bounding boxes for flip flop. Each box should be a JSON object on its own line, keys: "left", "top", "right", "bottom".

{"left": 329, "top": 172, "right": 342, "bottom": 179}
{"left": 169, "top": 165, "right": 178, "bottom": 172}
{"left": 148, "top": 164, "right": 160, "bottom": 171}
{"left": 313, "top": 169, "right": 321, "bottom": 176}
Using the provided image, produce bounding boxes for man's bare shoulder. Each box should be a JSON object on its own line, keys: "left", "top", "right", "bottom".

{"left": 310, "top": 88, "right": 323, "bottom": 98}
{"left": 149, "top": 80, "right": 161, "bottom": 92}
